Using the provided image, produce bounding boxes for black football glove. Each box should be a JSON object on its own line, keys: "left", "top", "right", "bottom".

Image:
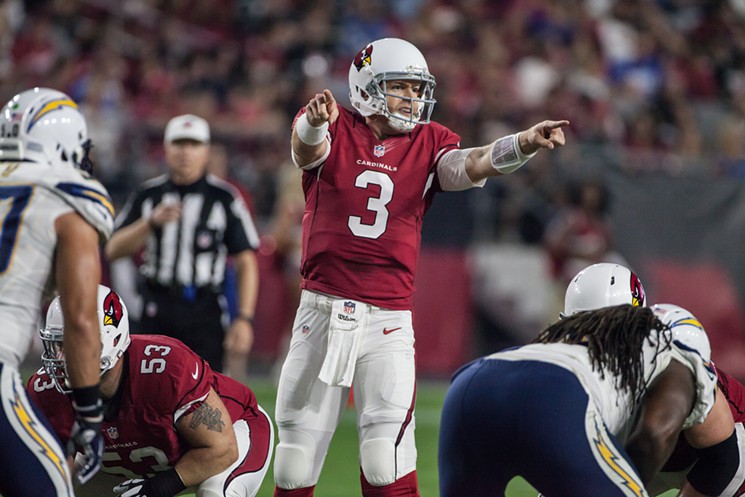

{"left": 112, "top": 469, "right": 185, "bottom": 497}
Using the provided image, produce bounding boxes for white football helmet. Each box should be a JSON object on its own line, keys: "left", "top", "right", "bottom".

{"left": 348, "top": 38, "right": 436, "bottom": 132}
{"left": 0, "top": 87, "right": 93, "bottom": 173}
{"left": 562, "top": 263, "right": 647, "bottom": 317}
{"left": 651, "top": 303, "right": 712, "bottom": 364}
{"left": 40, "top": 285, "right": 131, "bottom": 394}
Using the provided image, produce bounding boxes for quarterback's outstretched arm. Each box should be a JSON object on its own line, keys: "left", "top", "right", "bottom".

{"left": 464, "top": 120, "right": 570, "bottom": 183}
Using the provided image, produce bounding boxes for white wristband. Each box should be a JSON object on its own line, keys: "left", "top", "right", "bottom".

{"left": 295, "top": 113, "right": 329, "bottom": 146}
{"left": 489, "top": 133, "right": 536, "bottom": 174}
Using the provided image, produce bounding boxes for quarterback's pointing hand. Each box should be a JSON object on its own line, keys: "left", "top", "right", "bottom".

{"left": 305, "top": 89, "right": 339, "bottom": 126}
{"left": 519, "top": 120, "right": 570, "bottom": 154}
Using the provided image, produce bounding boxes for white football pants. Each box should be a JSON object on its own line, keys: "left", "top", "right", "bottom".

{"left": 274, "top": 290, "right": 417, "bottom": 489}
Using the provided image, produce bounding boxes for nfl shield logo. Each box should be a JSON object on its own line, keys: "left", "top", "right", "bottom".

{"left": 107, "top": 427, "right": 119, "bottom": 440}
{"left": 343, "top": 301, "right": 356, "bottom": 314}
{"left": 373, "top": 145, "right": 385, "bottom": 157}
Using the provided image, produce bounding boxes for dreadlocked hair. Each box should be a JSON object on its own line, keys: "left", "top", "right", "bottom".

{"left": 532, "top": 305, "right": 672, "bottom": 402}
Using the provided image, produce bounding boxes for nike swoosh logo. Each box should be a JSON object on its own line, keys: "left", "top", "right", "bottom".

{"left": 383, "top": 327, "right": 401, "bottom": 335}
{"left": 192, "top": 363, "right": 199, "bottom": 379}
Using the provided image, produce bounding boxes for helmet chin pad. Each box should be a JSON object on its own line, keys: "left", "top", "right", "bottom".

{"left": 386, "top": 112, "right": 418, "bottom": 132}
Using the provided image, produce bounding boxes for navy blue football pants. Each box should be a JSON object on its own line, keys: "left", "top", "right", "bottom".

{"left": 438, "top": 357, "right": 648, "bottom": 497}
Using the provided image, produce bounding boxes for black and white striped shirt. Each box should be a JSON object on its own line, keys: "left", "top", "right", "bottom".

{"left": 115, "top": 174, "right": 259, "bottom": 291}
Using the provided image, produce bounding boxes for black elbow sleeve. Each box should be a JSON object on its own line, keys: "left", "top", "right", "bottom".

{"left": 687, "top": 429, "right": 742, "bottom": 496}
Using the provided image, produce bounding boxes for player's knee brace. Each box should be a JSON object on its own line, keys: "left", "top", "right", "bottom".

{"left": 274, "top": 443, "right": 314, "bottom": 489}
{"left": 360, "top": 438, "right": 397, "bottom": 486}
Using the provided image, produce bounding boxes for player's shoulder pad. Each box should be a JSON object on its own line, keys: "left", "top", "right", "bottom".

{"left": 51, "top": 170, "right": 114, "bottom": 240}
{"left": 3, "top": 156, "right": 114, "bottom": 239}
{"left": 652, "top": 303, "right": 712, "bottom": 363}
{"left": 25, "top": 367, "right": 64, "bottom": 402}
{"left": 18, "top": 156, "right": 115, "bottom": 239}
{"left": 652, "top": 303, "right": 717, "bottom": 429}
{"left": 130, "top": 334, "right": 206, "bottom": 384}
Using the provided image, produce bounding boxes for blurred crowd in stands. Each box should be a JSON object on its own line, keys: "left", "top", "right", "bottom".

{"left": 2, "top": 0, "right": 745, "bottom": 228}
{"left": 5, "top": 0, "right": 745, "bottom": 370}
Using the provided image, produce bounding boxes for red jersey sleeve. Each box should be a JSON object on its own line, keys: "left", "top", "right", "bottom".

{"left": 717, "top": 366, "right": 745, "bottom": 423}
{"left": 26, "top": 368, "right": 75, "bottom": 443}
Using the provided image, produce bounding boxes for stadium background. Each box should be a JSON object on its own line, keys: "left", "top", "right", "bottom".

{"left": 4, "top": 0, "right": 745, "bottom": 495}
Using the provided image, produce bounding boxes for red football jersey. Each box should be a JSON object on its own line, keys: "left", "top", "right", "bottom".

{"left": 298, "top": 106, "right": 461, "bottom": 309}
{"left": 26, "top": 335, "right": 260, "bottom": 479}
{"left": 717, "top": 367, "right": 745, "bottom": 424}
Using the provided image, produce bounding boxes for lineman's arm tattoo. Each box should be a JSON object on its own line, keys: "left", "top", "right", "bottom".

{"left": 188, "top": 402, "right": 226, "bottom": 432}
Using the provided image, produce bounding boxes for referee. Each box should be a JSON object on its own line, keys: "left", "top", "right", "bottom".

{"left": 105, "top": 114, "right": 260, "bottom": 373}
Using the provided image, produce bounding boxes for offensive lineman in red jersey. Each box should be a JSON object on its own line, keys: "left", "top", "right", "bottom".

{"left": 272, "top": 37, "right": 569, "bottom": 497}
{"left": 26, "top": 286, "right": 273, "bottom": 497}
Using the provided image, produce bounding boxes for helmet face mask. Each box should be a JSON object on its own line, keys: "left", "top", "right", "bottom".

{"left": 40, "top": 285, "right": 131, "bottom": 394}
{"left": 349, "top": 38, "right": 436, "bottom": 131}
{"left": 39, "top": 324, "right": 67, "bottom": 393}
{"left": 562, "top": 263, "right": 647, "bottom": 317}
{"left": 0, "top": 87, "right": 94, "bottom": 174}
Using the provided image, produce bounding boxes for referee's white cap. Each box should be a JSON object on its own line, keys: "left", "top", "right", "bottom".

{"left": 164, "top": 114, "right": 210, "bottom": 144}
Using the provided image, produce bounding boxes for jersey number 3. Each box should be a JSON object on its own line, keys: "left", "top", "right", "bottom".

{"left": 348, "top": 170, "right": 393, "bottom": 239}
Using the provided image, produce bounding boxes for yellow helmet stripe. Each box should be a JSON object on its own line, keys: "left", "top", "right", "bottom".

{"left": 28, "top": 99, "right": 79, "bottom": 131}
{"left": 674, "top": 318, "right": 703, "bottom": 330}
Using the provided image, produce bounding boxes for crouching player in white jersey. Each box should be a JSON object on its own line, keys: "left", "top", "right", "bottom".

{"left": 0, "top": 88, "right": 114, "bottom": 496}
{"left": 561, "top": 263, "right": 745, "bottom": 497}
{"left": 438, "top": 300, "right": 718, "bottom": 497}
{"left": 27, "top": 285, "right": 274, "bottom": 497}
